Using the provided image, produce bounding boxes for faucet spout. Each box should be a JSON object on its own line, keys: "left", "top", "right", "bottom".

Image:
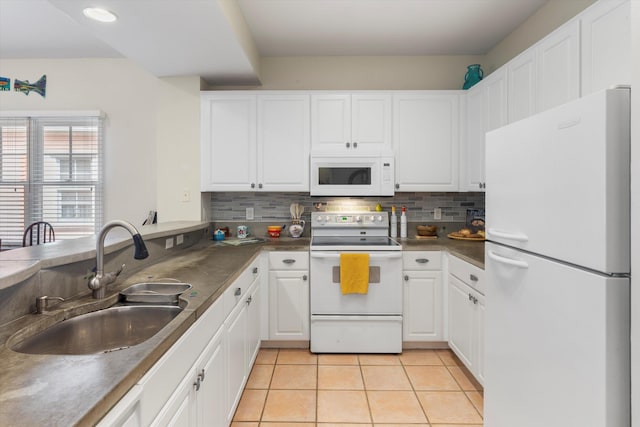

{"left": 89, "top": 220, "right": 149, "bottom": 299}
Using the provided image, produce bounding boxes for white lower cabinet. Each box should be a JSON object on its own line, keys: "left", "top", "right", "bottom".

{"left": 99, "top": 257, "right": 262, "bottom": 427}
{"left": 402, "top": 251, "right": 443, "bottom": 342}
{"left": 268, "top": 252, "right": 310, "bottom": 341}
{"left": 447, "top": 255, "right": 485, "bottom": 385}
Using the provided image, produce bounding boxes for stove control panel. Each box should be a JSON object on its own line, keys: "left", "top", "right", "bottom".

{"left": 312, "top": 212, "right": 389, "bottom": 227}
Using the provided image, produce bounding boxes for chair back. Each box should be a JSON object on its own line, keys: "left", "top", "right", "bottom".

{"left": 23, "top": 222, "right": 55, "bottom": 247}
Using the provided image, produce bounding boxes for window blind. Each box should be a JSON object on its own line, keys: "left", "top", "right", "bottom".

{"left": 0, "top": 115, "right": 103, "bottom": 249}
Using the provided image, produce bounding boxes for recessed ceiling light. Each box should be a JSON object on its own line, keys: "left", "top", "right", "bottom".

{"left": 83, "top": 7, "right": 118, "bottom": 23}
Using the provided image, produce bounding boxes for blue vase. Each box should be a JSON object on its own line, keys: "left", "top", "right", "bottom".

{"left": 463, "top": 64, "right": 484, "bottom": 90}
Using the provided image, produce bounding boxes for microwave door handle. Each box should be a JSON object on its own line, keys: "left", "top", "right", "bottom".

{"left": 310, "top": 252, "right": 402, "bottom": 259}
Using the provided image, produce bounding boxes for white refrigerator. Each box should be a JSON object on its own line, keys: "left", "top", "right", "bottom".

{"left": 484, "top": 88, "right": 630, "bottom": 427}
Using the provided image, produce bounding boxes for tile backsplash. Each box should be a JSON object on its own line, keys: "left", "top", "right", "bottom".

{"left": 208, "top": 192, "right": 484, "bottom": 223}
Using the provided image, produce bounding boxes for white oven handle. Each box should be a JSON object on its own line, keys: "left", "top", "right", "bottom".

{"left": 310, "top": 252, "right": 402, "bottom": 259}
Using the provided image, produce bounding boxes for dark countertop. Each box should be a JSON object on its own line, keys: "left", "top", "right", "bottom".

{"left": 0, "top": 235, "right": 482, "bottom": 426}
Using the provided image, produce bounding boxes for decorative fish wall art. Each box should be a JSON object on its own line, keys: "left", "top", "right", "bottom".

{"left": 0, "top": 77, "right": 10, "bottom": 91}
{"left": 14, "top": 74, "right": 46, "bottom": 97}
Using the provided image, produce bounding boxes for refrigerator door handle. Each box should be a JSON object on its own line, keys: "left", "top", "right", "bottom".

{"left": 488, "top": 250, "right": 529, "bottom": 269}
{"left": 488, "top": 228, "right": 529, "bottom": 242}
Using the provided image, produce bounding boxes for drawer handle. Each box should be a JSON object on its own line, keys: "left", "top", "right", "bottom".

{"left": 415, "top": 258, "right": 429, "bottom": 264}
{"left": 470, "top": 274, "right": 478, "bottom": 282}
{"left": 234, "top": 287, "right": 241, "bottom": 296}
{"left": 282, "top": 259, "right": 296, "bottom": 264}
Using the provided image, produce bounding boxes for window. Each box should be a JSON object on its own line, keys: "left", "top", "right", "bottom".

{"left": 0, "top": 115, "right": 103, "bottom": 248}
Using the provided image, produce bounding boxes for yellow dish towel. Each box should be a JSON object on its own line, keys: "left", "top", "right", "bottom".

{"left": 340, "top": 253, "right": 370, "bottom": 295}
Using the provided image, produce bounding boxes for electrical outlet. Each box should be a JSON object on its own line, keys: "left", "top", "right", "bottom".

{"left": 176, "top": 234, "right": 184, "bottom": 245}
{"left": 181, "top": 189, "right": 190, "bottom": 202}
{"left": 165, "top": 237, "right": 174, "bottom": 249}
{"left": 434, "top": 208, "right": 442, "bottom": 220}
{"left": 246, "top": 207, "right": 254, "bottom": 220}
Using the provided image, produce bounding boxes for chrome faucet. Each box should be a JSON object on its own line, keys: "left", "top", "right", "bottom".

{"left": 89, "top": 220, "right": 149, "bottom": 299}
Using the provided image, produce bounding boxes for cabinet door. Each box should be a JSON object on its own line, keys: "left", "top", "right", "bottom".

{"left": 246, "top": 280, "right": 261, "bottom": 367}
{"left": 196, "top": 327, "right": 226, "bottom": 427}
{"left": 447, "top": 274, "right": 473, "bottom": 368}
{"left": 536, "top": 20, "right": 580, "bottom": 112}
{"left": 394, "top": 92, "right": 460, "bottom": 191}
{"left": 474, "top": 292, "right": 485, "bottom": 386}
{"left": 225, "top": 301, "right": 247, "bottom": 423}
{"left": 151, "top": 368, "right": 196, "bottom": 427}
{"left": 580, "top": 0, "right": 631, "bottom": 95}
{"left": 351, "top": 93, "right": 392, "bottom": 151}
{"left": 508, "top": 48, "right": 537, "bottom": 123}
{"left": 462, "top": 85, "right": 485, "bottom": 191}
{"left": 484, "top": 67, "right": 508, "bottom": 132}
{"left": 403, "top": 270, "right": 442, "bottom": 341}
{"left": 257, "top": 94, "right": 310, "bottom": 191}
{"left": 269, "top": 270, "right": 310, "bottom": 340}
{"left": 97, "top": 386, "right": 143, "bottom": 427}
{"left": 311, "top": 94, "right": 351, "bottom": 151}
{"left": 201, "top": 94, "right": 257, "bottom": 191}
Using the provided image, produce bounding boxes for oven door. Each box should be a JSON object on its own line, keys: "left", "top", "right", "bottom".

{"left": 310, "top": 251, "right": 403, "bottom": 315}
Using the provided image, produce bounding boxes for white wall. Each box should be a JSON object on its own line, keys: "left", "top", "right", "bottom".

{"left": 0, "top": 59, "right": 157, "bottom": 224}
{"left": 155, "top": 76, "right": 202, "bottom": 222}
{"left": 253, "top": 55, "right": 485, "bottom": 90}
{"left": 0, "top": 59, "right": 203, "bottom": 225}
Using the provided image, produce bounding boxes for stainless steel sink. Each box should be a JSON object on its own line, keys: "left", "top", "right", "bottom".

{"left": 11, "top": 305, "right": 182, "bottom": 355}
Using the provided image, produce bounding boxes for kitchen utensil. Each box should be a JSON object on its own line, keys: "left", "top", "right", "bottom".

{"left": 290, "top": 203, "right": 297, "bottom": 220}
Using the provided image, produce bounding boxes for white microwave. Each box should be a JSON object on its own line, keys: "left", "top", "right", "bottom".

{"left": 310, "top": 152, "right": 395, "bottom": 196}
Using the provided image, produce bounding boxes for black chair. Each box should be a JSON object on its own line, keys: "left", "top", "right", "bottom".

{"left": 22, "top": 221, "right": 55, "bottom": 247}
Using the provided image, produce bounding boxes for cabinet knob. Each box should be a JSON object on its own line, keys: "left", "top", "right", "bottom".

{"left": 253, "top": 267, "right": 258, "bottom": 274}
{"left": 478, "top": 183, "right": 483, "bottom": 189}
{"left": 470, "top": 274, "right": 478, "bottom": 282}
{"left": 283, "top": 259, "right": 296, "bottom": 264}
{"left": 194, "top": 377, "right": 201, "bottom": 391}
{"left": 234, "top": 287, "right": 241, "bottom": 296}
{"left": 404, "top": 275, "right": 409, "bottom": 281}
{"left": 246, "top": 295, "right": 252, "bottom": 305}
{"left": 250, "top": 183, "right": 255, "bottom": 189}
{"left": 258, "top": 183, "right": 263, "bottom": 189}
{"left": 415, "top": 258, "right": 429, "bottom": 264}
{"left": 353, "top": 142, "right": 358, "bottom": 148}
{"left": 468, "top": 293, "right": 473, "bottom": 301}
{"left": 302, "top": 275, "right": 308, "bottom": 281}
{"left": 346, "top": 142, "right": 351, "bottom": 148}
{"left": 395, "top": 183, "right": 400, "bottom": 189}
{"left": 198, "top": 368, "right": 206, "bottom": 382}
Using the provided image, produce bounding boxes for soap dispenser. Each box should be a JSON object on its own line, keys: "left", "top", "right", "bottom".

{"left": 400, "top": 206, "right": 407, "bottom": 238}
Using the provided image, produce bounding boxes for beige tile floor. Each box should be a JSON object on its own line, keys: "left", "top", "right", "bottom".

{"left": 232, "top": 348, "right": 483, "bottom": 427}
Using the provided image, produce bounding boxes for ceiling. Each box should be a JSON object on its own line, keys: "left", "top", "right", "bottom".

{"left": 0, "top": 0, "right": 548, "bottom": 85}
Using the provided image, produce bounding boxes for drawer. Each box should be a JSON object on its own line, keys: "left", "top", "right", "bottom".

{"left": 269, "top": 251, "right": 309, "bottom": 270}
{"left": 402, "top": 251, "right": 442, "bottom": 271}
{"left": 223, "top": 257, "right": 260, "bottom": 317}
{"left": 449, "top": 255, "right": 485, "bottom": 295}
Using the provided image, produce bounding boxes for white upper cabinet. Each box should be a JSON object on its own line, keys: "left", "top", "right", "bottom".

{"left": 535, "top": 19, "right": 580, "bottom": 112}
{"left": 201, "top": 94, "right": 257, "bottom": 192}
{"left": 580, "top": 0, "right": 631, "bottom": 95}
{"left": 257, "top": 94, "right": 310, "bottom": 191}
{"left": 201, "top": 92, "right": 310, "bottom": 192}
{"left": 507, "top": 48, "right": 537, "bottom": 124}
{"left": 311, "top": 92, "right": 392, "bottom": 151}
{"left": 460, "top": 68, "right": 506, "bottom": 192}
{"left": 393, "top": 92, "right": 460, "bottom": 192}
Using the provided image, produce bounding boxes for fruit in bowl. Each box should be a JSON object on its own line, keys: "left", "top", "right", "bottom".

{"left": 267, "top": 225, "right": 282, "bottom": 238}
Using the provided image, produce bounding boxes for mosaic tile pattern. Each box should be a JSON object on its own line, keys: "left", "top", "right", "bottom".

{"left": 208, "top": 192, "right": 485, "bottom": 223}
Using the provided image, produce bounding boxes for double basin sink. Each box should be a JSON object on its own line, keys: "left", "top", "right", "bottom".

{"left": 8, "top": 283, "right": 192, "bottom": 355}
